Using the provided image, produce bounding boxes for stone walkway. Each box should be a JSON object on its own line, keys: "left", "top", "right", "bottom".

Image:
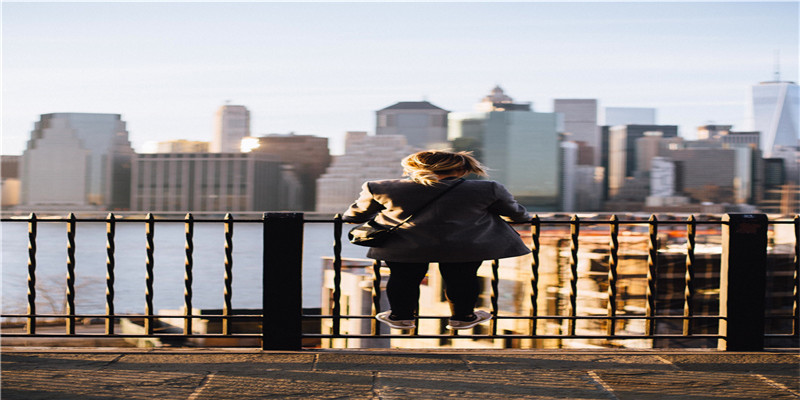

{"left": 2, "top": 348, "right": 798, "bottom": 399}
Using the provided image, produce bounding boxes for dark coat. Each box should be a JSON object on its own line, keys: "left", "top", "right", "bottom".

{"left": 342, "top": 178, "right": 531, "bottom": 262}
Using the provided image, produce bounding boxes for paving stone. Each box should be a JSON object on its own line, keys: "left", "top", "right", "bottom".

{"left": 464, "top": 353, "right": 677, "bottom": 371}
{"left": 3, "top": 349, "right": 799, "bottom": 400}
{"left": 315, "top": 352, "right": 467, "bottom": 371}
{"left": 595, "top": 369, "right": 800, "bottom": 400}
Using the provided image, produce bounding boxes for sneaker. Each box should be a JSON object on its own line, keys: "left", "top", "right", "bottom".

{"left": 376, "top": 310, "right": 416, "bottom": 330}
{"left": 446, "top": 310, "right": 492, "bottom": 330}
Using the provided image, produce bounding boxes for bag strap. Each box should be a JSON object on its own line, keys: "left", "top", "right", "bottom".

{"left": 387, "top": 178, "right": 465, "bottom": 232}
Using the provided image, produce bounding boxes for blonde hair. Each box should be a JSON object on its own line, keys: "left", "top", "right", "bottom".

{"left": 401, "top": 150, "right": 487, "bottom": 185}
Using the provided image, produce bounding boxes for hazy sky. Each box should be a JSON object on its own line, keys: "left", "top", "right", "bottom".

{"left": 2, "top": 1, "right": 798, "bottom": 155}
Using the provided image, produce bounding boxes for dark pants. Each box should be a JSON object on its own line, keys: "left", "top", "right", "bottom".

{"left": 384, "top": 261, "right": 482, "bottom": 320}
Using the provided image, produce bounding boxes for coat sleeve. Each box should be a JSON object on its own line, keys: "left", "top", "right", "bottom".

{"left": 342, "top": 182, "right": 386, "bottom": 223}
{"left": 487, "top": 182, "right": 531, "bottom": 223}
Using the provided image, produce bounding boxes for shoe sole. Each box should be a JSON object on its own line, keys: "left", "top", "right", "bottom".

{"left": 446, "top": 314, "right": 492, "bottom": 330}
{"left": 375, "top": 314, "right": 415, "bottom": 330}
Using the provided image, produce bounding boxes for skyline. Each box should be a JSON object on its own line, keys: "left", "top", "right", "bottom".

{"left": 2, "top": 1, "right": 799, "bottom": 155}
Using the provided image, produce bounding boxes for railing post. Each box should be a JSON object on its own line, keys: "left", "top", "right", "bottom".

{"left": 223, "top": 213, "right": 234, "bottom": 335}
{"left": 262, "top": 212, "right": 303, "bottom": 350}
{"left": 144, "top": 213, "right": 155, "bottom": 335}
{"left": 184, "top": 213, "right": 194, "bottom": 335}
{"left": 105, "top": 213, "right": 116, "bottom": 335}
{"left": 66, "top": 213, "right": 76, "bottom": 335}
{"left": 718, "top": 213, "right": 768, "bottom": 351}
{"left": 26, "top": 213, "right": 37, "bottom": 335}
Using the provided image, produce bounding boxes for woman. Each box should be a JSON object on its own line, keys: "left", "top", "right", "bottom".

{"left": 343, "top": 150, "right": 531, "bottom": 330}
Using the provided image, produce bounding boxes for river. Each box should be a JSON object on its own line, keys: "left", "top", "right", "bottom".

{"left": 1, "top": 220, "right": 369, "bottom": 316}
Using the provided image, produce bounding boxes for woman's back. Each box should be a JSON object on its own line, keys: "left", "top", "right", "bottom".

{"left": 344, "top": 178, "right": 530, "bottom": 262}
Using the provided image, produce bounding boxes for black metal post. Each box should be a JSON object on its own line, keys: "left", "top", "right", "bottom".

{"left": 223, "top": 213, "right": 233, "bottom": 335}
{"left": 718, "top": 213, "right": 768, "bottom": 351}
{"left": 105, "top": 213, "right": 116, "bottom": 335}
{"left": 262, "top": 212, "right": 303, "bottom": 350}
{"left": 26, "top": 213, "right": 37, "bottom": 335}
{"left": 66, "top": 213, "right": 76, "bottom": 335}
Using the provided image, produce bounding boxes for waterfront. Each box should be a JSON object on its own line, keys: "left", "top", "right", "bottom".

{"left": 1, "top": 220, "right": 368, "bottom": 317}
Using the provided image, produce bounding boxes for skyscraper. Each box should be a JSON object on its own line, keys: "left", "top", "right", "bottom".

{"left": 20, "top": 113, "right": 134, "bottom": 210}
{"left": 750, "top": 80, "right": 799, "bottom": 157}
{"left": 606, "top": 125, "right": 678, "bottom": 198}
{"left": 316, "top": 132, "right": 414, "bottom": 213}
{"left": 449, "top": 86, "right": 559, "bottom": 209}
{"left": 554, "top": 99, "right": 599, "bottom": 165}
{"left": 211, "top": 104, "right": 250, "bottom": 153}
{"left": 376, "top": 101, "right": 449, "bottom": 149}
{"left": 249, "top": 133, "right": 331, "bottom": 211}
{"left": 130, "top": 152, "right": 299, "bottom": 212}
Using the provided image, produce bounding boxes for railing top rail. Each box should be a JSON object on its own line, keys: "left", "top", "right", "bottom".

{"left": 3, "top": 213, "right": 797, "bottom": 223}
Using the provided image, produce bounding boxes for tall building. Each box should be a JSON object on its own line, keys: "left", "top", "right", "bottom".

{"left": 554, "top": 99, "right": 599, "bottom": 165}
{"left": 449, "top": 86, "right": 560, "bottom": 210}
{"left": 211, "top": 105, "right": 250, "bottom": 153}
{"left": 131, "top": 152, "right": 301, "bottom": 212}
{"left": 376, "top": 101, "right": 449, "bottom": 149}
{"left": 560, "top": 142, "right": 577, "bottom": 211}
{"left": 606, "top": 125, "right": 678, "bottom": 198}
{"left": 660, "top": 147, "right": 752, "bottom": 204}
{"left": 157, "top": 140, "right": 210, "bottom": 153}
{"left": 249, "top": 133, "right": 331, "bottom": 211}
{"left": 750, "top": 80, "right": 799, "bottom": 157}
{"left": 603, "top": 107, "right": 657, "bottom": 126}
{"left": 316, "top": 132, "right": 414, "bottom": 213}
{"left": 20, "top": 113, "right": 134, "bottom": 210}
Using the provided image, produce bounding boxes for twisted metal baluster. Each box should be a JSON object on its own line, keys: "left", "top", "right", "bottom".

{"left": 646, "top": 215, "right": 658, "bottom": 336}
{"left": 26, "top": 213, "right": 37, "bottom": 334}
{"left": 371, "top": 260, "right": 382, "bottom": 335}
{"left": 144, "top": 213, "right": 155, "bottom": 335}
{"left": 530, "top": 215, "right": 540, "bottom": 336}
{"left": 568, "top": 215, "right": 580, "bottom": 336}
{"left": 223, "top": 213, "right": 233, "bottom": 335}
{"left": 184, "top": 213, "right": 194, "bottom": 335}
{"left": 607, "top": 215, "right": 619, "bottom": 336}
{"left": 683, "top": 215, "right": 696, "bottom": 336}
{"left": 66, "top": 213, "right": 76, "bottom": 335}
{"left": 332, "top": 214, "right": 343, "bottom": 336}
{"left": 491, "top": 259, "right": 500, "bottom": 336}
{"left": 793, "top": 215, "right": 799, "bottom": 336}
{"left": 105, "top": 213, "right": 116, "bottom": 335}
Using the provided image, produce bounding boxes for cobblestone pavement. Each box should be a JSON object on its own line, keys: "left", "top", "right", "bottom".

{"left": 2, "top": 348, "right": 798, "bottom": 399}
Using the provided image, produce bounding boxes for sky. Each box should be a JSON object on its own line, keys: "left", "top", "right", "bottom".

{"left": 2, "top": 1, "right": 798, "bottom": 155}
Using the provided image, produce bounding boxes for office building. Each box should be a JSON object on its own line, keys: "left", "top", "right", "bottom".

{"left": 574, "top": 166, "right": 604, "bottom": 211}
{"left": 157, "top": 140, "right": 209, "bottom": 153}
{"left": 20, "top": 113, "right": 134, "bottom": 211}
{"left": 376, "top": 101, "right": 449, "bottom": 149}
{"left": 449, "top": 87, "right": 559, "bottom": 209}
{"left": 750, "top": 80, "right": 799, "bottom": 157}
{"left": 554, "top": 99, "right": 599, "bottom": 165}
{"left": 211, "top": 105, "right": 250, "bottom": 153}
{"left": 316, "top": 132, "right": 414, "bottom": 213}
{"left": 606, "top": 125, "right": 678, "bottom": 198}
{"left": 560, "top": 142, "right": 577, "bottom": 211}
{"left": 693, "top": 125, "right": 760, "bottom": 148}
{"left": 249, "top": 134, "right": 331, "bottom": 211}
{"left": 660, "top": 147, "right": 755, "bottom": 205}
{"left": 131, "top": 152, "right": 301, "bottom": 212}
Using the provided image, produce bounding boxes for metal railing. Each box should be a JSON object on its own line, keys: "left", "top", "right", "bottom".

{"left": 1, "top": 212, "right": 798, "bottom": 351}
